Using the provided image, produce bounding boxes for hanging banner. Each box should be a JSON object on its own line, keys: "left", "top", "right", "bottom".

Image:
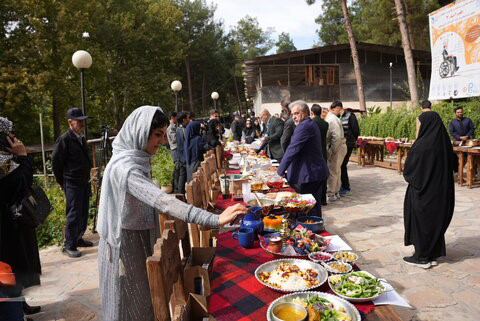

{"left": 428, "top": 0, "right": 480, "bottom": 100}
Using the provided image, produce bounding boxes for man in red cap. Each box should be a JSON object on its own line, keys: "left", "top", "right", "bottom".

{"left": 52, "top": 107, "right": 93, "bottom": 258}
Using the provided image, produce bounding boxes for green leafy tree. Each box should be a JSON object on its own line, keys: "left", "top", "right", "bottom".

{"left": 231, "top": 15, "right": 274, "bottom": 60}
{"left": 175, "top": 0, "right": 240, "bottom": 114}
{"left": 275, "top": 32, "right": 297, "bottom": 54}
{"left": 311, "top": 0, "right": 363, "bottom": 45}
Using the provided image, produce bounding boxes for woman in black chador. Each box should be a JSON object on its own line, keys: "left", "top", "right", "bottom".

{"left": 403, "top": 111, "right": 455, "bottom": 269}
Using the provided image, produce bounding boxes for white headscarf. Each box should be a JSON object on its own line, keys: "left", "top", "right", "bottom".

{"left": 97, "top": 105, "right": 162, "bottom": 248}
{"left": 0, "top": 117, "right": 18, "bottom": 179}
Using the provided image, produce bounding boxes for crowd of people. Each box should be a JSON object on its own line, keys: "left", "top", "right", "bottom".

{"left": 0, "top": 98, "right": 475, "bottom": 320}
{"left": 163, "top": 99, "right": 361, "bottom": 217}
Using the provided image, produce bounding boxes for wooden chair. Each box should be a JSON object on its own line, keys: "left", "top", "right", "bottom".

{"left": 185, "top": 180, "right": 201, "bottom": 248}
{"left": 146, "top": 225, "right": 186, "bottom": 321}
{"left": 158, "top": 195, "right": 191, "bottom": 262}
{"left": 214, "top": 145, "right": 222, "bottom": 169}
{"left": 185, "top": 173, "right": 218, "bottom": 248}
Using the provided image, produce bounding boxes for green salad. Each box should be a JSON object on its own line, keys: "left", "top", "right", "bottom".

{"left": 329, "top": 272, "right": 384, "bottom": 299}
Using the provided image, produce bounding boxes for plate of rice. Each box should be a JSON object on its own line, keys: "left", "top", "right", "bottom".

{"left": 255, "top": 259, "right": 328, "bottom": 293}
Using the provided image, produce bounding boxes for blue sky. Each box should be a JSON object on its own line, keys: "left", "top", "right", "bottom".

{"left": 207, "top": 0, "right": 322, "bottom": 54}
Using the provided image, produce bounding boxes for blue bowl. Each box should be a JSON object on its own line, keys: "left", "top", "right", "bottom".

{"left": 296, "top": 216, "right": 324, "bottom": 234}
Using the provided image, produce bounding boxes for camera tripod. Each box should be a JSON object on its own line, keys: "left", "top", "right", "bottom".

{"left": 92, "top": 125, "right": 112, "bottom": 233}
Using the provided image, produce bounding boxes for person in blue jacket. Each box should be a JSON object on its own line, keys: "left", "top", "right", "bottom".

{"left": 448, "top": 106, "right": 475, "bottom": 142}
{"left": 277, "top": 100, "right": 329, "bottom": 217}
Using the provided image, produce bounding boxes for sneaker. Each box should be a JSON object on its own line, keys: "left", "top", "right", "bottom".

{"left": 403, "top": 256, "right": 431, "bottom": 269}
{"left": 431, "top": 260, "right": 438, "bottom": 266}
{"left": 62, "top": 248, "right": 82, "bottom": 258}
{"left": 335, "top": 192, "right": 341, "bottom": 199}
{"left": 77, "top": 239, "right": 94, "bottom": 247}
{"left": 327, "top": 195, "right": 338, "bottom": 202}
{"left": 339, "top": 188, "right": 351, "bottom": 196}
{"left": 23, "top": 302, "right": 41, "bottom": 315}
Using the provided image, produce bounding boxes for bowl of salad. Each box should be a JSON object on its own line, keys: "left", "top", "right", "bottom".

{"left": 328, "top": 271, "right": 385, "bottom": 302}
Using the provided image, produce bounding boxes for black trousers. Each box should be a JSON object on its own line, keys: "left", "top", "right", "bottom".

{"left": 292, "top": 181, "right": 323, "bottom": 218}
{"left": 170, "top": 149, "right": 180, "bottom": 193}
{"left": 177, "top": 163, "right": 187, "bottom": 194}
{"left": 321, "top": 179, "right": 327, "bottom": 205}
{"left": 0, "top": 290, "right": 23, "bottom": 321}
{"left": 341, "top": 146, "right": 354, "bottom": 190}
{"left": 64, "top": 180, "right": 90, "bottom": 250}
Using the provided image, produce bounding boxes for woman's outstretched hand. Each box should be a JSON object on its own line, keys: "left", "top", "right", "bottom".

{"left": 218, "top": 203, "right": 248, "bottom": 226}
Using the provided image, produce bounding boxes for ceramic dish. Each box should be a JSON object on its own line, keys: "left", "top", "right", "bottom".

{"left": 255, "top": 259, "right": 328, "bottom": 293}
{"left": 323, "top": 261, "right": 353, "bottom": 274}
{"left": 328, "top": 271, "right": 386, "bottom": 302}
{"left": 266, "top": 291, "right": 361, "bottom": 321}
{"left": 332, "top": 251, "right": 359, "bottom": 265}
{"left": 308, "top": 251, "right": 334, "bottom": 263}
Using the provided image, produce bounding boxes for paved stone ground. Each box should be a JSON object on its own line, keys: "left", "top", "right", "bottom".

{"left": 24, "top": 164, "right": 480, "bottom": 320}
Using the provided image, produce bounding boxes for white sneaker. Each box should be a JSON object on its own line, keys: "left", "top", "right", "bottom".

{"left": 431, "top": 260, "right": 438, "bottom": 266}
{"left": 327, "top": 195, "right": 337, "bottom": 202}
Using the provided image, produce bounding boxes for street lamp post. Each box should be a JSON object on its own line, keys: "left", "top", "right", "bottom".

{"left": 389, "top": 62, "right": 393, "bottom": 109}
{"left": 171, "top": 80, "right": 182, "bottom": 112}
{"left": 72, "top": 50, "right": 92, "bottom": 139}
{"left": 211, "top": 91, "right": 219, "bottom": 110}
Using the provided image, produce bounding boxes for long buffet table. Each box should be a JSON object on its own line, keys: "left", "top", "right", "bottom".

{"left": 208, "top": 167, "right": 407, "bottom": 320}
{"left": 208, "top": 231, "right": 407, "bottom": 321}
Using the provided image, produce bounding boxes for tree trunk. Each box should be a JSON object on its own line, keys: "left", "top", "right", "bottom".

{"left": 394, "top": 0, "right": 419, "bottom": 103}
{"left": 233, "top": 76, "right": 242, "bottom": 113}
{"left": 201, "top": 71, "right": 206, "bottom": 113}
{"left": 184, "top": 56, "right": 194, "bottom": 111}
{"left": 402, "top": 0, "right": 415, "bottom": 50}
{"left": 52, "top": 93, "right": 61, "bottom": 139}
{"left": 340, "top": 0, "right": 366, "bottom": 112}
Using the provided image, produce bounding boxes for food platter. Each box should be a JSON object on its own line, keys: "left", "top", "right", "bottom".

{"left": 259, "top": 231, "right": 330, "bottom": 258}
{"left": 266, "top": 291, "right": 361, "bottom": 321}
{"left": 328, "top": 271, "right": 386, "bottom": 302}
{"left": 255, "top": 259, "right": 328, "bottom": 293}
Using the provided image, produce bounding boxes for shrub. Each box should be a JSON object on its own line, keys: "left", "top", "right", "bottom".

{"left": 151, "top": 146, "right": 174, "bottom": 186}
{"left": 358, "top": 99, "right": 480, "bottom": 139}
{"left": 35, "top": 178, "right": 67, "bottom": 247}
{"left": 34, "top": 177, "right": 98, "bottom": 248}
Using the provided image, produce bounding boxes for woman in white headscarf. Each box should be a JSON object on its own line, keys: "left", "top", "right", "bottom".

{"left": 97, "top": 106, "right": 246, "bottom": 321}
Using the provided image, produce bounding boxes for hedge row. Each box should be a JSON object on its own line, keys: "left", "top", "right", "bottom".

{"left": 358, "top": 99, "right": 480, "bottom": 140}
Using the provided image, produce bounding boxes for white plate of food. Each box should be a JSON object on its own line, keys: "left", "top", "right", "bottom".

{"left": 328, "top": 271, "right": 386, "bottom": 302}
{"left": 255, "top": 259, "right": 327, "bottom": 293}
{"left": 332, "top": 251, "right": 359, "bottom": 265}
{"left": 267, "top": 291, "right": 360, "bottom": 321}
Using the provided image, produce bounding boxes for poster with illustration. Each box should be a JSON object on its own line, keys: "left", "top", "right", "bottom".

{"left": 428, "top": 0, "right": 480, "bottom": 100}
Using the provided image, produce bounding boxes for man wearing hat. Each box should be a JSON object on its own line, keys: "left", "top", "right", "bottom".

{"left": 52, "top": 108, "right": 93, "bottom": 258}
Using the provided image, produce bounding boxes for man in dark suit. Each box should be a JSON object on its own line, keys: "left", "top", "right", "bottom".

{"left": 230, "top": 113, "right": 243, "bottom": 142}
{"left": 339, "top": 106, "right": 360, "bottom": 196}
{"left": 278, "top": 101, "right": 328, "bottom": 217}
{"left": 52, "top": 108, "right": 93, "bottom": 258}
{"left": 257, "top": 109, "right": 284, "bottom": 162}
{"left": 280, "top": 100, "right": 296, "bottom": 152}
{"left": 311, "top": 104, "right": 329, "bottom": 205}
